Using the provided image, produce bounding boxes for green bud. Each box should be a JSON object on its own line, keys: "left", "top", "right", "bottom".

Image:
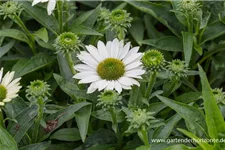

{"left": 213, "top": 88, "right": 225, "bottom": 105}
{"left": 0, "top": 1, "right": 22, "bottom": 19}
{"left": 167, "top": 59, "right": 188, "bottom": 79}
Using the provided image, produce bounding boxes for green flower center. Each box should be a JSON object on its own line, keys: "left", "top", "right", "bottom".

{"left": 171, "top": 60, "right": 185, "bottom": 73}
{"left": 142, "top": 50, "right": 164, "bottom": 68}
{"left": 110, "top": 10, "right": 127, "bottom": 24}
{"left": 0, "top": 85, "right": 7, "bottom": 101}
{"left": 60, "top": 32, "right": 78, "bottom": 45}
{"left": 97, "top": 58, "right": 125, "bottom": 80}
{"left": 103, "top": 91, "right": 114, "bottom": 98}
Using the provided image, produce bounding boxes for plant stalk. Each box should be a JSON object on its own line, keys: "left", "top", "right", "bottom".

{"left": 144, "top": 72, "right": 157, "bottom": 99}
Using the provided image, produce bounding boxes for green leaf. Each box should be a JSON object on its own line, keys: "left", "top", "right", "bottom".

{"left": 198, "top": 64, "right": 225, "bottom": 139}
{"left": 141, "top": 36, "right": 183, "bottom": 52}
{"left": 176, "top": 92, "right": 201, "bottom": 103}
{"left": 50, "top": 128, "right": 81, "bottom": 141}
{"left": 53, "top": 73, "right": 94, "bottom": 100}
{"left": 154, "top": 113, "right": 182, "bottom": 139}
{"left": 135, "top": 145, "right": 151, "bottom": 150}
{"left": 19, "top": 141, "right": 51, "bottom": 150}
{"left": 129, "top": 20, "right": 145, "bottom": 45}
{"left": 182, "top": 32, "right": 193, "bottom": 66}
{"left": 57, "top": 53, "right": 73, "bottom": 80}
{"left": 0, "top": 40, "right": 15, "bottom": 58}
{"left": 0, "top": 126, "right": 18, "bottom": 150}
{"left": 70, "top": 25, "right": 103, "bottom": 36}
{"left": 21, "top": 1, "right": 59, "bottom": 35}
{"left": 7, "top": 105, "right": 38, "bottom": 143}
{"left": 177, "top": 128, "right": 214, "bottom": 150}
{"left": 75, "top": 104, "right": 92, "bottom": 142}
{"left": 156, "top": 95, "right": 207, "bottom": 138}
{"left": 33, "top": 28, "right": 49, "bottom": 43}
{"left": 200, "top": 21, "right": 225, "bottom": 45}
{"left": 126, "top": 1, "right": 184, "bottom": 37}
{"left": 0, "top": 29, "right": 29, "bottom": 44}
{"left": 92, "top": 109, "right": 125, "bottom": 123}
{"left": 147, "top": 102, "right": 167, "bottom": 115}
{"left": 166, "top": 144, "right": 202, "bottom": 150}
{"left": 12, "top": 53, "right": 55, "bottom": 78}
{"left": 40, "top": 102, "right": 92, "bottom": 141}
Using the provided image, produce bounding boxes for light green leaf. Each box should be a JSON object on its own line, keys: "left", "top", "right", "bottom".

{"left": 0, "top": 29, "right": 29, "bottom": 44}
{"left": 0, "top": 126, "right": 18, "bottom": 150}
{"left": 12, "top": 53, "right": 55, "bottom": 78}
{"left": 70, "top": 25, "right": 103, "bottom": 36}
{"left": 75, "top": 104, "right": 92, "bottom": 142}
{"left": 198, "top": 64, "right": 225, "bottom": 139}
{"left": 182, "top": 32, "right": 193, "bottom": 66}
{"left": 50, "top": 128, "right": 81, "bottom": 141}
{"left": 129, "top": 20, "right": 145, "bottom": 45}
{"left": 156, "top": 95, "right": 207, "bottom": 138}
{"left": 0, "top": 40, "right": 15, "bottom": 58}
{"left": 33, "top": 28, "right": 49, "bottom": 43}
{"left": 141, "top": 36, "right": 183, "bottom": 52}
{"left": 177, "top": 128, "right": 214, "bottom": 150}
{"left": 166, "top": 144, "right": 202, "bottom": 150}
{"left": 154, "top": 113, "right": 182, "bottom": 139}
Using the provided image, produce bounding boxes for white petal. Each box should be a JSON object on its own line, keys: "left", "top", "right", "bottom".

{"left": 78, "top": 76, "right": 100, "bottom": 84}
{"left": 123, "top": 47, "right": 140, "bottom": 60}
{"left": 86, "top": 45, "right": 102, "bottom": 62}
{"left": 97, "top": 41, "right": 108, "bottom": 59}
{"left": 119, "top": 42, "right": 130, "bottom": 59}
{"left": 77, "top": 52, "right": 98, "bottom": 68}
{"left": 97, "top": 80, "right": 108, "bottom": 91}
{"left": 73, "top": 72, "right": 97, "bottom": 79}
{"left": 0, "top": 68, "right": 3, "bottom": 83}
{"left": 32, "top": 0, "right": 42, "bottom": 6}
{"left": 87, "top": 82, "right": 98, "bottom": 93}
{"left": 125, "top": 69, "right": 145, "bottom": 77}
{"left": 125, "top": 61, "right": 142, "bottom": 71}
{"left": 118, "top": 76, "right": 140, "bottom": 86}
{"left": 106, "top": 41, "right": 112, "bottom": 57}
{"left": 123, "top": 53, "right": 142, "bottom": 65}
{"left": 106, "top": 81, "right": 115, "bottom": 90}
{"left": 114, "top": 81, "right": 122, "bottom": 93}
{"left": 74, "top": 64, "right": 95, "bottom": 72}
{"left": 111, "top": 39, "right": 120, "bottom": 58}
{"left": 6, "top": 77, "right": 21, "bottom": 89}
{"left": 47, "top": 0, "right": 56, "bottom": 15}
{"left": 121, "top": 84, "right": 131, "bottom": 90}
{"left": 0, "top": 102, "right": 5, "bottom": 106}
{"left": 3, "top": 98, "right": 12, "bottom": 103}
{"left": 1, "top": 71, "right": 15, "bottom": 87}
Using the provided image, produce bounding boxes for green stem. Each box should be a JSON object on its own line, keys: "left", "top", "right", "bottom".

{"left": 65, "top": 53, "right": 76, "bottom": 75}
{"left": 32, "top": 98, "right": 44, "bottom": 143}
{"left": 138, "top": 125, "right": 150, "bottom": 147}
{"left": 0, "top": 109, "right": 4, "bottom": 127}
{"left": 144, "top": 72, "right": 157, "bottom": 99}
{"left": 109, "top": 108, "right": 123, "bottom": 148}
{"left": 57, "top": 1, "right": 63, "bottom": 33}
{"left": 64, "top": 1, "right": 69, "bottom": 31}
{"left": 14, "top": 15, "right": 36, "bottom": 54}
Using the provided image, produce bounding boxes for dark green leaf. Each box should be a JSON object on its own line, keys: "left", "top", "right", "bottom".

{"left": 0, "top": 40, "right": 15, "bottom": 58}
{"left": 75, "top": 104, "right": 92, "bottom": 142}
{"left": 19, "top": 141, "right": 51, "bottom": 150}
{"left": 12, "top": 53, "right": 55, "bottom": 78}
{"left": 141, "top": 36, "right": 183, "bottom": 52}
{"left": 182, "top": 32, "right": 193, "bottom": 66}
{"left": 50, "top": 128, "right": 81, "bottom": 141}
{"left": 0, "top": 29, "right": 29, "bottom": 44}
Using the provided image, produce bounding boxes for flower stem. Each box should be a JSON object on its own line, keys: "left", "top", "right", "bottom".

{"left": 138, "top": 125, "right": 150, "bottom": 147}
{"left": 144, "top": 72, "right": 157, "bottom": 99}
{"left": 57, "top": 1, "right": 63, "bottom": 33}
{"left": 65, "top": 53, "right": 76, "bottom": 75}
{"left": 109, "top": 108, "right": 123, "bottom": 148}
{"left": 0, "top": 109, "right": 5, "bottom": 127}
{"left": 32, "top": 98, "right": 44, "bottom": 143}
{"left": 14, "top": 15, "right": 36, "bottom": 54}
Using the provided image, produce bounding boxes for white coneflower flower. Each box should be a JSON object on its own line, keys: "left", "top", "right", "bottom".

{"left": 0, "top": 68, "right": 21, "bottom": 106}
{"left": 73, "top": 38, "right": 145, "bottom": 93}
{"left": 32, "top": 0, "right": 56, "bottom": 15}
